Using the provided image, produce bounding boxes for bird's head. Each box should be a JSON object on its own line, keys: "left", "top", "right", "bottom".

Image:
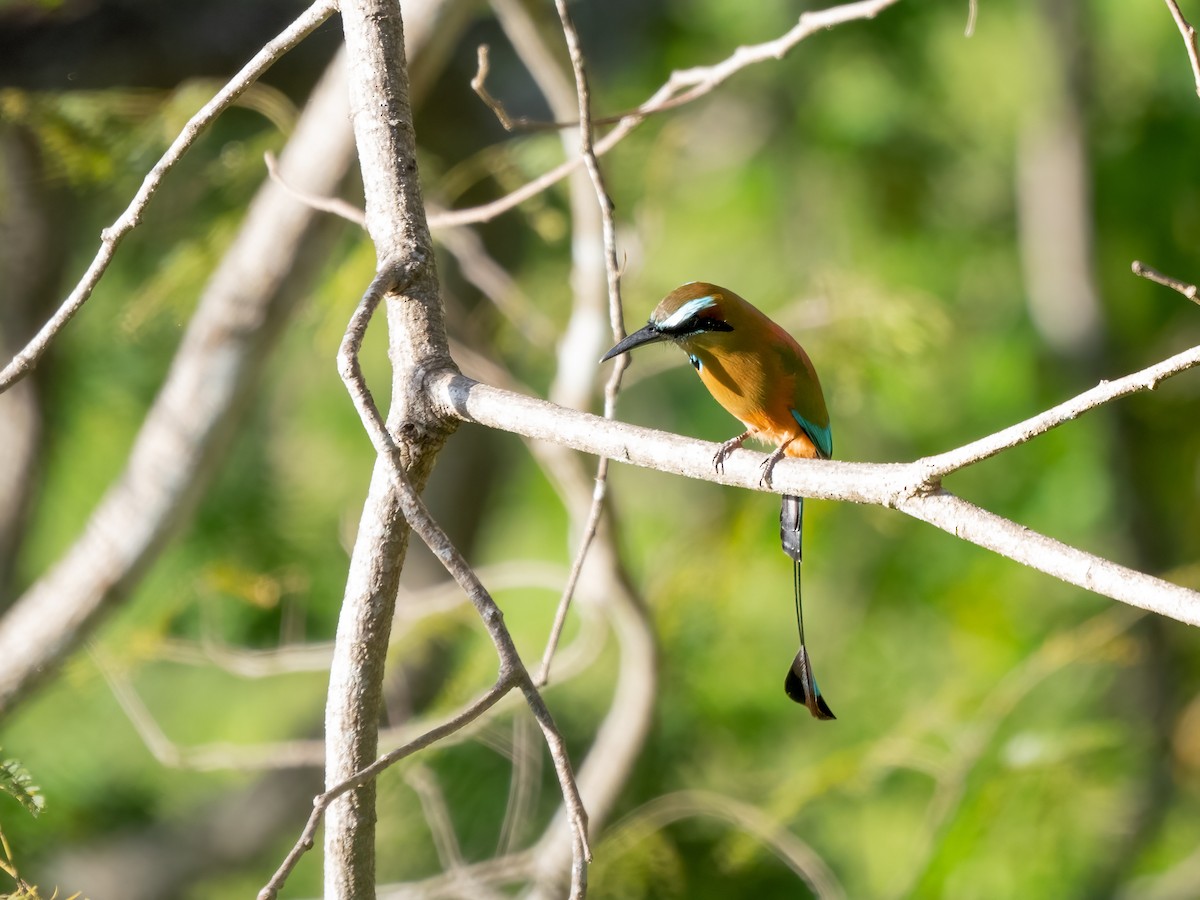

{"left": 601, "top": 282, "right": 735, "bottom": 362}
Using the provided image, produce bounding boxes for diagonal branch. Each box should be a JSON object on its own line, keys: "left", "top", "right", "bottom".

{"left": 259, "top": 677, "right": 514, "bottom": 900}
{"left": 1132, "top": 260, "right": 1199, "bottom": 305}
{"left": 430, "top": 0, "right": 901, "bottom": 229}
{"left": 917, "top": 339, "right": 1200, "bottom": 480}
{"left": 1162, "top": 0, "right": 1200, "bottom": 97}
{"left": 0, "top": 0, "right": 338, "bottom": 395}
{"left": 0, "top": 47, "right": 357, "bottom": 717}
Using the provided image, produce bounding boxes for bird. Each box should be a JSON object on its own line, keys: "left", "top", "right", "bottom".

{"left": 602, "top": 281, "right": 835, "bottom": 719}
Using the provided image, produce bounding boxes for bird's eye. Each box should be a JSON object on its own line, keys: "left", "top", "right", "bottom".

{"left": 689, "top": 354, "right": 701, "bottom": 371}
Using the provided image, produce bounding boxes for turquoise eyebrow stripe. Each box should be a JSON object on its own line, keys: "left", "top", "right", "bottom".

{"left": 791, "top": 410, "right": 833, "bottom": 459}
{"left": 656, "top": 295, "right": 716, "bottom": 330}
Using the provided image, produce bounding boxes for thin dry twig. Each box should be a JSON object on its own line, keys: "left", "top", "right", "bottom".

{"left": 432, "top": 0, "right": 902, "bottom": 229}
{"left": 407, "top": 763, "right": 512, "bottom": 900}
{"left": 916, "top": 335, "right": 1200, "bottom": 480}
{"left": 531, "top": 0, "right": 628, "bottom": 696}
{"left": 258, "top": 678, "right": 513, "bottom": 900}
{"left": 471, "top": 44, "right": 547, "bottom": 132}
{"left": 1162, "top": 0, "right": 1200, "bottom": 97}
{"left": 264, "top": 155, "right": 559, "bottom": 346}
{"left": 0, "top": 0, "right": 339, "bottom": 395}
{"left": 97, "top": 561, "right": 605, "bottom": 776}
{"left": 265, "top": 150, "right": 367, "bottom": 226}
{"left": 1132, "top": 260, "right": 1200, "bottom": 305}
{"left": 406, "top": 766, "right": 467, "bottom": 872}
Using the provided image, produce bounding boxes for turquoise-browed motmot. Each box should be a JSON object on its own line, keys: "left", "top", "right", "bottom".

{"left": 602, "top": 282, "right": 835, "bottom": 720}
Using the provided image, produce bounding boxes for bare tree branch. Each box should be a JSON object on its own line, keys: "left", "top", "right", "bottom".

{"left": 0, "top": 48, "right": 358, "bottom": 716}
{"left": 1162, "top": 0, "right": 1200, "bottom": 97}
{"left": 917, "top": 338, "right": 1200, "bottom": 480}
{"left": 326, "top": 0, "right": 454, "bottom": 892}
{"left": 428, "top": 369, "right": 1200, "bottom": 624}
{"left": 477, "top": 5, "right": 659, "bottom": 895}
{"left": 331, "top": 2, "right": 591, "bottom": 894}
{"left": 1132, "top": 260, "right": 1200, "bottom": 305}
{"left": 445, "top": 335, "right": 658, "bottom": 893}
{"left": 335, "top": 271, "right": 591, "bottom": 898}
{"left": 430, "top": 0, "right": 902, "bottom": 229}
{"left": 260, "top": 678, "right": 513, "bottom": 900}
{"left": 0, "top": 0, "right": 339, "bottom": 395}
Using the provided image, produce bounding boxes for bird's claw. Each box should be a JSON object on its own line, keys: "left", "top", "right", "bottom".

{"left": 758, "top": 448, "right": 784, "bottom": 488}
{"left": 758, "top": 459, "right": 775, "bottom": 488}
{"left": 712, "top": 431, "right": 751, "bottom": 475}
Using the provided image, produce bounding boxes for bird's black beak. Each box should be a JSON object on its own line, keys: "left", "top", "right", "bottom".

{"left": 600, "top": 323, "right": 666, "bottom": 362}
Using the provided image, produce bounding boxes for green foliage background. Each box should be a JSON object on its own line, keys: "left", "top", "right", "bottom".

{"left": 2, "top": 0, "right": 1200, "bottom": 897}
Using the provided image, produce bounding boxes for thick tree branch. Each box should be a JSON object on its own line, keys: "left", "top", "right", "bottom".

{"left": 327, "top": 0, "right": 454, "bottom": 895}
{"left": 428, "top": 370, "right": 1200, "bottom": 626}
{"left": 335, "top": 278, "right": 591, "bottom": 900}
{"left": 0, "top": 0, "right": 338, "bottom": 396}
{"left": 331, "top": 2, "right": 589, "bottom": 896}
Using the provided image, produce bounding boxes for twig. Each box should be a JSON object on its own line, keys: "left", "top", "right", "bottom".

{"left": 1162, "top": 0, "right": 1200, "bottom": 97}
{"left": 471, "top": 44, "right": 546, "bottom": 132}
{"left": 432, "top": 0, "right": 902, "bottom": 229}
{"left": 0, "top": 0, "right": 338, "bottom": 395}
{"left": 263, "top": 155, "right": 559, "bottom": 347}
{"left": 258, "top": 678, "right": 513, "bottom": 900}
{"left": 536, "top": 478, "right": 608, "bottom": 687}
{"left": 264, "top": 150, "right": 366, "bottom": 226}
{"left": 530, "top": 0, "right": 627, "bottom": 701}
{"left": 376, "top": 851, "right": 536, "bottom": 898}
{"left": 496, "top": 715, "right": 540, "bottom": 855}
{"left": 453, "top": 299, "right": 658, "bottom": 887}
{"left": 917, "top": 338, "right": 1200, "bottom": 479}
{"left": 1132, "top": 260, "right": 1200, "bottom": 305}
{"left": 965, "top": 0, "right": 978, "bottom": 37}
{"left": 95, "top": 562, "right": 604, "bottom": 776}
{"left": 91, "top": 647, "right": 182, "bottom": 767}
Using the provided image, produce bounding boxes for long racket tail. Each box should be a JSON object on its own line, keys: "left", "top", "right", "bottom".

{"left": 780, "top": 495, "right": 835, "bottom": 720}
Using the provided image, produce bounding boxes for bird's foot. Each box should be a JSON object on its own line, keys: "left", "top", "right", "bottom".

{"left": 758, "top": 446, "right": 786, "bottom": 489}
{"left": 712, "top": 430, "right": 752, "bottom": 474}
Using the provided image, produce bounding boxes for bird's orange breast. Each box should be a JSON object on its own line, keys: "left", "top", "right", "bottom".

{"left": 691, "top": 337, "right": 826, "bottom": 459}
